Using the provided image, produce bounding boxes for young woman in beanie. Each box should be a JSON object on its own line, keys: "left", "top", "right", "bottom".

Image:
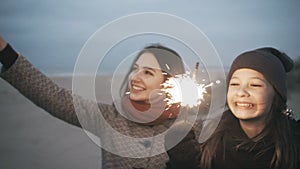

{"left": 165, "top": 47, "right": 300, "bottom": 169}
{"left": 0, "top": 35, "right": 205, "bottom": 168}
{"left": 199, "top": 47, "right": 300, "bottom": 169}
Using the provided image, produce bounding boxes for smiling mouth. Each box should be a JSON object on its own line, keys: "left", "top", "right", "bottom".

{"left": 131, "top": 84, "right": 145, "bottom": 91}
{"left": 235, "top": 102, "right": 254, "bottom": 108}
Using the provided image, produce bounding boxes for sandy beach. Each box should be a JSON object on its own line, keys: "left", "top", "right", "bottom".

{"left": 0, "top": 75, "right": 299, "bottom": 169}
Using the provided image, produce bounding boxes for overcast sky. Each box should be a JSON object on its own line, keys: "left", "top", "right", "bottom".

{"left": 1, "top": 0, "right": 300, "bottom": 74}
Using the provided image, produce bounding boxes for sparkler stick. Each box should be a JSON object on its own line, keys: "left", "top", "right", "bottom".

{"left": 192, "top": 62, "right": 199, "bottom": 81}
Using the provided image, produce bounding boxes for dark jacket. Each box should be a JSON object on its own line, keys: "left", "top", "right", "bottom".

{"left": 166, "top": 110, "right": 300, "bottom": 169}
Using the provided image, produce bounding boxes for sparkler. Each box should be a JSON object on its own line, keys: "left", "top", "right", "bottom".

{"left": 161, "top": 62, "right": 212, "bottom": 109}
{"left": 192, "top": 62, "right": 199, "bottom": 81}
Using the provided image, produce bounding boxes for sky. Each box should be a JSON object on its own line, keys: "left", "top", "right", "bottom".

{"left": 1, "top": 0, "right": 300, "bottom": 75}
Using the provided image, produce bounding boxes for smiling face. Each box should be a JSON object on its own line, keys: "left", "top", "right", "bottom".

{"left": 128, "top": 52, "right": 165, "bottom": 102}
{"left": 227, "top": 68, "right": 275, "bottom": 123}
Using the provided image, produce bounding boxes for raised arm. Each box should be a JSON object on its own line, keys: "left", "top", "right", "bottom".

{"left": 0, "top": 35, "right": 101, "bottom": 130}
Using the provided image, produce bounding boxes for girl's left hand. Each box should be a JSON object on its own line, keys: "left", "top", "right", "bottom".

{"left": 0, "top": 35, "right": 8, "bottom": 51}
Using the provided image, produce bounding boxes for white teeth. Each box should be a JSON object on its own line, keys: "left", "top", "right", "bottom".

{"left": 132, "top": 85, "right": 144, "bottom": 91}
{"left": 236, "top": 103, "right": 253, "bottom": 108}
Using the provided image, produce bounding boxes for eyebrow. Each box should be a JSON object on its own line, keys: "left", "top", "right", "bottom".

{"left": 134, "top": 64, "right": 158, "bottom": 72}
{"left": 231, "top": 76, "right": 266, "bottom": 82}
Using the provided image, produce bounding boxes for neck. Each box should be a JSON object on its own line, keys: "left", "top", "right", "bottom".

{"left": 239, "top": 120, "right": 266, "bottom": 139}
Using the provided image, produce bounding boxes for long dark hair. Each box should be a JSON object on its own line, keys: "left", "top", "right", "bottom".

{"left": 200, "top": 92, "right": 299, "bottom": 169}
{"left": 118, "top": 44, "right": 185, "bottom": 98}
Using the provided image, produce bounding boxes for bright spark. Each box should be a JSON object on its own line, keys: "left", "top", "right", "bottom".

{"left": 161, "top": 74, "right": 213, "bottom": 108}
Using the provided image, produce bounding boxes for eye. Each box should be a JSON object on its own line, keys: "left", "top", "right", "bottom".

{"left": 145, "top": 70, "right": 154, "bottom": 76}
{"left": 249, "top": 80, "right": 265, "bottom": 87}
{"left": 229, "top": 79, "right": 239, "bottom": 86}
{"left": 229, "top": 78, "right": 239, "bottom": 86}
{"left": 250, "top": 83, "right": 263, "bottom": 87}
{"left": 229, "top": 82, "right": 239, "bottom": 86}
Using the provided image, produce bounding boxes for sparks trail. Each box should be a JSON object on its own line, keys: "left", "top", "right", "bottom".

{"left": 161, "top": 62, "right": 214, "bottom": 109}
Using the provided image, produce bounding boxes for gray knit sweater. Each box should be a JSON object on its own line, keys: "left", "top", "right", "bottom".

{"left": 1, "top": 55, "right": 204, "bottom": 169}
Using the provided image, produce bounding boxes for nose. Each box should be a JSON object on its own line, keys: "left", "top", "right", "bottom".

{"left": 131, "top": 69, "right": 143, "bottom": 82}
{"left": 236, "top": 85, "right": 249, "bottom": 97}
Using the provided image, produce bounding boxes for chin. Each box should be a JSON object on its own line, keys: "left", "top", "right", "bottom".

{"left": 129, "top": 94, "right": 146, "bottom": 102}
{"left": 235, "top": 114, "right": 263, "bottom": 122}
{"left": 232, "top": 111, "right": 253, "bottom": 120}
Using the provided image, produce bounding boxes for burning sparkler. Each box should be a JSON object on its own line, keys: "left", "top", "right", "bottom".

{"left": 192, "top": 62, "right": 199, "bottom": 81}
{"left": 161, "top": 62, "right": 212, "bottom": 109}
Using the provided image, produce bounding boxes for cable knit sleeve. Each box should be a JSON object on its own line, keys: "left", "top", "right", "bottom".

{"left": 0, "top": 55, "right": 83, "bottom": 126}
{"left": 0, "top": 54, "right": 111, "bottom": 136}
{"left": 1, "top": 53, "right": 125, "bottom": 145}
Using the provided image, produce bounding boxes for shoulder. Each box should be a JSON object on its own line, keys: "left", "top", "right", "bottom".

{"left": 292, "top": 119, "right": 300, "bottom": 142}
{"left": 165, "top": 122, "right": 201, "bottom": 169}
{"left": 97, "top": 102, "right": 118, "bottom": 119}
{"left": 98, "top": 102, "right": 115, "bottom": 112}
{"left": 290, "top": 118, "right": 300, "bottom": 131}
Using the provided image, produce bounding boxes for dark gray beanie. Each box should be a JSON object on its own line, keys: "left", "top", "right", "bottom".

{"left": 227, "top": 47, "right": 294, "bottom": 102}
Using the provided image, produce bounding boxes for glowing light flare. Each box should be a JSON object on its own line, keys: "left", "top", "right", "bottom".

{"left": 161, "top": 74, "right": 212, "bottom": 108}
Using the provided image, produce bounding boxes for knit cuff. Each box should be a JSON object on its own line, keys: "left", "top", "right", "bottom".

{"left": 0, "top": 44, "right": 18, "bottom": 69}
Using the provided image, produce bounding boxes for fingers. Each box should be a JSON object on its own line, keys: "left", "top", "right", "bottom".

{"left": 0, "top": 35, "right": 8, "bottom": 51}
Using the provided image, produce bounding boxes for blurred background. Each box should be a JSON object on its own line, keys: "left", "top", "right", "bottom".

{"left": 0, "top": 1, "right": 299, "bottom": 169}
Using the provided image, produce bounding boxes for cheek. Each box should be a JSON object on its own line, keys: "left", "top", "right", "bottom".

{"left": 226, "top": 91, "right": 238, "bottom": 112}
{"left": 255, "top": 92, "right": 274, "bottom": 113}
{"left": 148, "top": 81, "right": 162, "bottom": 90}
{"left": 149, "top": 77, "right": 164, "bottom": 89}
{"left": 127, "top": 75, "right": 132, "bottom": 87}
{"left": 259, "top": 88, "right": 274, "bottom": 103}
{"left": 128, "top": 72, "right": 134, "bottom": 81}
{"left": 226, "top": 89, "right": 235, "bottom": 103}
